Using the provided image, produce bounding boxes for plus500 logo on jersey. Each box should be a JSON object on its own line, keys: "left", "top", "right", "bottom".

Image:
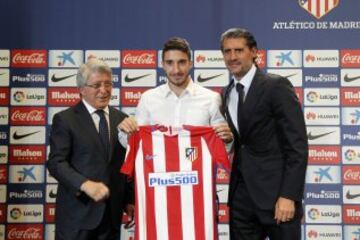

{"left": 149, "top": 171, "right": 198, "bottom": 187}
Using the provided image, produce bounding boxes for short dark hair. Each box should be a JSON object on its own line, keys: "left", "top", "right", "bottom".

{"left": 220, "top": 28, "right": 257, "bottom": 52}
{"left": 162, "top": 37, "right": 191, "bottom": 60}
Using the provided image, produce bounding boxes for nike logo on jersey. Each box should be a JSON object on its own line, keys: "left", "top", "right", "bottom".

{"left": 197, "top": 73, "right": 224, "bottom": 83}
{"left": 124, "top": 74, "right": 152, "bottom": 82}
{"left": 13, "top": 131, "right": 40, "bottom": 140}
{"left": 307, "top": 131, "right": 335, "bottom": 140}
{"left": 49, "top": 189, "right": 57, "bottom": 198}
{"left": 344, "top": 74, "right": 360, "bottom": 82}
{"left": 51, "top": 73, "right": 77, "bottom": 82}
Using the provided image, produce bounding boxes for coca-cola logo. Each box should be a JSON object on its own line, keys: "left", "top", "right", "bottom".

{"left": 11, "top": 50, "right": 47, "bottom": 68}
{"left": 122, "top": 50, "right": 157, "bottom": 68}
{"left": 344, "top": 169, "right": 360, "bottom": 181}
{"left": 12, "top": 53, "right": 45, "bottom": 65}
{"left": 7, "top": 227, "right": 42, "bottom": 240}
{"left": 11, "top": 110, "right": 45, "bottom": 122}
{"left": 123, "top": 53, "right": 155, "bottom": 64}
{"left": 341, "top": 50, "right": 360, "bottom": 67}
{"left": 342, "top": 53, "right": 360, "bottom": 64}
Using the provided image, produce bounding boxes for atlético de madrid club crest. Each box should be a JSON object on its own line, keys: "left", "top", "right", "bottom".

{"left": 299, "top": 0, "right": 339, "bottom": 19}
{"left": 185, "top": 147, "right": 198, "bottom": 162}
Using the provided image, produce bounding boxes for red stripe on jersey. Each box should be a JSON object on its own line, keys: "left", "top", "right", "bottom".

{"left": 191, "top": 133, "right": 206, "bottom": 240}
{"left": 165, "top": 134, "right": 183, "bottom": 240}
{"left": 142, "top": 129, "right": 157, "bottom": 240}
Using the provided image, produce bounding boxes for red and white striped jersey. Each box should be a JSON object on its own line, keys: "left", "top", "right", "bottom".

{"left": 121, "top": 125, "right": 230, "bottom": 240}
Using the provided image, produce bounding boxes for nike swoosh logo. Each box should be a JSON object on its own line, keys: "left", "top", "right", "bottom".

{"left": 0, "top": 73, "right": 5, "bottom": 76}
{"left": 344, "top": 74, "right": 360, "bottom": 82}
{"left": 49, "top": 190, "right": 57, "bottom": 198}
{"left": 307, "top": 131, "right": 335, "bottom": 140}
{"left": 13, "top": 131, "right": 41, "bottom": 140}
{"left": 51, "top": 73, "right": 77, "bottom": 82}
{"left": 124, "top": 74, "right": 152, "bottom": 82}
{"left": 346, "top": 190, "right": 360, "bottom": 200}
{"left": 197, "top": 73, "right": 224, "bottom": 83}
{"left": 283, "top": 73, "right": 297, "bottom": 79}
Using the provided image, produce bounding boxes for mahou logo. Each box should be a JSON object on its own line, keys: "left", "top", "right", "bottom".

{"left": 308, "top": 146, "right": 340, "bottom": 164}
{"left": 122, "top": 50, "right": 157, "bottom": 68}
{"left": 343, "top": 166, "right": 360, "bottom": 184}
{"left": 9, "top": 146, "right": 46, "bottom": 164}
{"left": 341, "top": 50, "right": 360, "bottom": 68}
{"left": 0, "top": 88, "right": 9, "bottom": 105}
{"left": 341, "top": 88, "right": 360, "bottom": 106}
{"left": 255, "top": 50, "right": 266, "bottom": 69}
{"left": 0, "top": 165, "right": 7, "bottom": 183}
{"left": 7, "top": 224, "right": 43, "bottom": 240}
{"left": 216, "top": 167, "right": 230, "bottom": 184}
{"left": 11, "top": 50, "right": 47, "bottom": 68}
{"left": 10, "top": 107, "right": 46, "bottom": 125}
{"left": 343, "top": 205, "right": 360, "bottom": 224}
{"left": 48, "top": 88, "right": 80, "bottom": 106}
{"left": 121, "top": 88, "right": 148, "bottom": 106}
{"left": 45, "top": 204, "right": 55, "bottom": 223}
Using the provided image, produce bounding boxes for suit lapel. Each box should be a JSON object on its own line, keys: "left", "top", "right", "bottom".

{"left": 109, "top": 107, "right": 119, "bottom": 161}
{"left": 240, "top": 69, "right": 266, "bottom": 138}
{"left": 74, "top": 102, "right": 108, "bottom": 160}
{"left": 222, "top": 81, "right": 238, "bottom": 137}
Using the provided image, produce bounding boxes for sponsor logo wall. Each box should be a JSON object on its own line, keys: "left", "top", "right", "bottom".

{"left": 1, "top": 1, "right": 359, "bottom": 239}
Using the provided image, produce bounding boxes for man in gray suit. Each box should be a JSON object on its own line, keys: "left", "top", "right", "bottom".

{"left": 48, "top": 58, "right": 133, "bottom": 240}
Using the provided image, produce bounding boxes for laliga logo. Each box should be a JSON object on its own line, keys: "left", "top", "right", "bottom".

{"left": 308, "top": 208, "right": 320, "bottom": 220}
{"left": 13, "top": 91, "right": 25, "bottom": 103}
{"left": 306, "top": 91, "right": 318, "bottom": 102}
{"left": 10, "top": 208, "right": 22, "bottom": 220}
{"left": 345, "top": 149, "right": 358, "bottom": 161}
{"left": 299, "top": 0, "right": 339, "bottom": 19}
{"left": 307, "top": 230, "right": 318, "bottom": 238}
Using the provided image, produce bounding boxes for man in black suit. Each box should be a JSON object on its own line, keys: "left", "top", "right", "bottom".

{"left": 220, "top": 28, "right": 308, "bottom": 240}
{"left": 48, "top": 58, "right": 133, "bottom": 240}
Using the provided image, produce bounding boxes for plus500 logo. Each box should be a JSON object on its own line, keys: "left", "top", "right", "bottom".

{"left": 148, "top": 171, "right": 198, "bottom": 187}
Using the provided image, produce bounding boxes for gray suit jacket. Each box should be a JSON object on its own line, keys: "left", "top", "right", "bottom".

{"left": 47, "top": 101, "right": 133, "bottom": 229}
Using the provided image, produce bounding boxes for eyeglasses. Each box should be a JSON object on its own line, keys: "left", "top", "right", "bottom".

{"left": 84, "top": 82, "right": 113, "bottom": 89}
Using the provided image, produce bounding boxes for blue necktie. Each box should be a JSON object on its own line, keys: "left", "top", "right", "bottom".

{"left": 95, "top": 109, "right": 110, "bottom": 160}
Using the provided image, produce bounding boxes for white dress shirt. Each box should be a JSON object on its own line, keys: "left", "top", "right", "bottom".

{"left": 118, "top": 79, "right": 226, "bottom": 147}
{"left": 228, "top": 64, "right": 256, "bottom": 132}
{"left": 82, "top": 99, "right": 110, "bottom": 137}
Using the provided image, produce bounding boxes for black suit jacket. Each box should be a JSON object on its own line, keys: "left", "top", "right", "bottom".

{"left": 47, "top": 101, "right": 133, "bottom": 230}
{"left": 222, "top": 69, "right": 308, "bottom": 210}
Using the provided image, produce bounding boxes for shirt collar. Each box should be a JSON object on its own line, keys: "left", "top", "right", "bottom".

{"left": 232, "top": 64, "right": 256, "bottom": 90}
{"left": 82, "top": 99, "right": 109, "bottom": 115}
{"left": 161, "top": 77, "right": 195, "bottom": 98}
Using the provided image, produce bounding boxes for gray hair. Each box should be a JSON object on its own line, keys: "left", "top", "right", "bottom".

{"left": 76, "top": 58, "right": 112, "bottom": 87}
{"left": 220, "top": 28, "right": 258, "bottom": 52}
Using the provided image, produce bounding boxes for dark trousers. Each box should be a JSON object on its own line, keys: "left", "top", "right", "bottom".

{"left": 55, "top": 202, "right": 120, "bottom": 240}
{"left": 229, "top": 181, "right": 302, "bottom": 240}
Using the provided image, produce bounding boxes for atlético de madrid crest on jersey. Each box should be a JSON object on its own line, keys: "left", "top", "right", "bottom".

{"left": 299, "top": 0, "right": 339, "bottom": 19}
{"left": 185, "top": 147, "right": 198, "bottom": 162}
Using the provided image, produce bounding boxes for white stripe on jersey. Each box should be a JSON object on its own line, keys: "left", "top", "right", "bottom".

{"left": 202, "top": 137, "right": 214, "bottom": 240}
{"left": 152, "top": 132, "right": 169, "bottom": 240}
{"left": 135, "top": 141, "right": 147, "bottom": 240}
{"left": 178, "top": 130, "right": 195, "bottom": 240}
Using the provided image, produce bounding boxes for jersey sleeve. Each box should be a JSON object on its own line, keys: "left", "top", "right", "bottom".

{"left": 120, "top": 131, "right": 140, "bottom": 177}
